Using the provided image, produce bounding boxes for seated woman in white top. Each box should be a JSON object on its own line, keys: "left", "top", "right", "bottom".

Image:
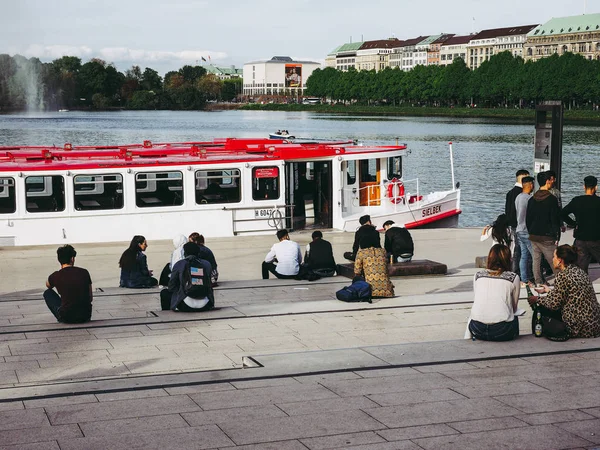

{"left": 468, "top": 244, "right": 521, "bottom": 341}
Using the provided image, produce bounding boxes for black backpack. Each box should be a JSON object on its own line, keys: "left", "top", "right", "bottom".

{"left": 182, "top": 257, "right": 210, "bottom": 299}
{"left": 336, "top": 276, "right": 372, "bottom": 303}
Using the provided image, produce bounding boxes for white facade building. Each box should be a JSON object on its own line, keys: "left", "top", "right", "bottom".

{"left": 243, "top": 56, "right": 321, "bottom": 96}
{"left": 439, "top": 35, "right": 472, "bottom": 66}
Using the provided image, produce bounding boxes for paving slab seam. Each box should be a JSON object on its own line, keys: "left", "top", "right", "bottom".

{"left": 0, "top": 300, "right": 477, "bottom": 336}
{"left": 2, "top": 344, "right": 600, "bottom": 404}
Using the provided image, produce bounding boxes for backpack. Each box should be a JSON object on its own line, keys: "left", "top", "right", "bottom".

{"left": 336, "top": 277, "right": 372, "bottom": 303}
{"left": 182, "top": 257, "right": 210, "bottom": 299}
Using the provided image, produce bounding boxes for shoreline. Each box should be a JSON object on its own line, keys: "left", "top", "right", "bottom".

{"left": 234, "top": 103, "right": 600, "bottom": 124}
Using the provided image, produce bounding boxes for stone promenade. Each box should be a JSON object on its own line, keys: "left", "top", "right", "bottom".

{"left": 0, "top": 228, "right": 599, "bottom": 449}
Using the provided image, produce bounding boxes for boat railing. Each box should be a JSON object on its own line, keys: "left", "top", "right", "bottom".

{"left": 340, "top": 178, "right": 420, "bottom": 212}
{"left": 222, "top": 204, "right": 295, "bottom": 235}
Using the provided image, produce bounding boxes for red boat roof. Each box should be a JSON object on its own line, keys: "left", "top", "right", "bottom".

{"left": 0, "top": 139, "right": 407, "bottom": 172}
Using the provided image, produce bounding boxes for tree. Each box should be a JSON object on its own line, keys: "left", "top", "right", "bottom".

{"left": 141, "top": 68, "right": 162, "bottom": 92}
{"left": 197, "top": 74, "right": 223, "bottom": 100}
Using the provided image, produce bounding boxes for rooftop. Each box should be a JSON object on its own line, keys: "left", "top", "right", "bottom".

{"left": 416, "top": 34, "right": 444, "bottom": 46}
{"left": 359, "top": 38, "right": 405, "bottom": 50}
{"left": 471, "top": 24, "right": 539, "bottom": 40}
{"left": 204, "top": 65, "right": 242, "bottom": 76}
{"left": 399, "top": 36, "right": 429, "bottom": 48}
{"left": 432, "top": 33, "right": 455, "bottom": 45}
{"left": 442, "top": 34, "right": 474, "bottom": 46}
{"left": 244, "top": 56, "right": 321, "bottom": 65}
{"left": 528, "top": 12, "right": 600, "bottom": 37}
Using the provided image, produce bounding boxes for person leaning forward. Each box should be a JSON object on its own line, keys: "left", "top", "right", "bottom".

{"left": 561, "top": 176, "right": 600, "bottom": 273}
{"left": 344, "top": 215, "right": 375, "bottom": 262}
{"left": 44, "top": 245, "right": 93, "bottom": 323}
{"left": 262, "top": 229, "right": 302, "bottom": 279}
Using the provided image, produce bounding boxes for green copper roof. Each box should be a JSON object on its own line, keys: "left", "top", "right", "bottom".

{"left": 331, "top": 42, "right": 364, "bottom": 54}
{"left": 528, "top": 13, "right": 600, "bottom": 37}
{"left": 416, "top": 34, "right": 442, "bottom": 46}
{"left": 205, "top": 65, "right": 242, "bottom": 76}
{"left": 327, "top": 45, "right": 342, "bottom": 56}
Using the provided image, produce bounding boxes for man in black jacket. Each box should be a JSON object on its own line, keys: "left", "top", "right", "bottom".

{"left": 383, "top": 220, "right": 414, "bottom": 262}
{"left": 505, "top": 169, "right": 530, "bottom": 274}
{"left": 344, "top": 215, "right": 376, "bottom": 261}
{"left": 561, "top": 175, "right": 600, "bottom": 272}
{"left": 304, "top": 230, "right": 336, "bottom": 277}
{"left": 526, "top": 171, "right": 561, "bottom": 286}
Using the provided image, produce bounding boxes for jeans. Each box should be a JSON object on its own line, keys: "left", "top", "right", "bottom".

{"left": 469, "top": 317, "right": 519, "bottom": 341}
{"left": 531, "top": 239, "right": 557, "bottom": 285}
{"left": 43, "top": 289, "right": 91, "bottom": 324}
{"left": 516, "top": 232, "right": 533, "bottom": 283}
{"left": 575, "top": 239, "right": 600, "bottom": 273}
{"left": 510, "top": 227, "right": 521, "bottom": 275}
{"left": 261, "top": 261, "right": 298, "bottom": 280}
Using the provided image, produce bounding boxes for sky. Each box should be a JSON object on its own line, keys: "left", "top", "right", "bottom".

{"left": 1, "top": 0, "right": 598, "bottom": 75}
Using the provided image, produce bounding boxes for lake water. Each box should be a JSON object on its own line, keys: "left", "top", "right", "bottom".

{"left": 1, "top": 110, "right": 598, "bottom": 227}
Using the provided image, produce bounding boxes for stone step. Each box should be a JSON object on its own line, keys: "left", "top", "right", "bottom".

{"left": 336, "top": 259, "right": 447, "bottom": 279}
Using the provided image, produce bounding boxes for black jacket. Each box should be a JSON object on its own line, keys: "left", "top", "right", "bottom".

{"left": 384, "top": 225, "right": 414, "bottom": 257}
{"left": 305, "top": 238, "right": 336, "bottom": 270}
{"left": 352, "top": 224, "right": 378, "bottom": 255}
{"left": 561, "top": 194, "right": 600, "bottom": 241}
{"left": 526, "top": 190, "right": 561, "bottom": 241}
{"left": 505, "top": 185, "right": 522, "bottom": 228}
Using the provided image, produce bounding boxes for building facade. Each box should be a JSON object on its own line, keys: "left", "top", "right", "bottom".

{"left": 388, "top": 36, "right": 428, "bottom": 71}
{"left": 524, "top": 13, "right": 600, "bottom": 61}
{"left": 467, "top": 24, "right": 538, "bottom": 69}
{"left": 355, "top": 39, "right": 404, "bottom": 71}
{"left": 204, "top": 65, "right": 243, "bottom": 80}
{"left": 439, "top": 35, "right": 472, "bottom": 66}
{"left": 242, "top": 56, "right": 321, "bottom": 96}
{"left": 325, "top": 42, "right": 364, "bottom": 71}
{"left": 427, "top": 34, "right": 455, "bottom": 66}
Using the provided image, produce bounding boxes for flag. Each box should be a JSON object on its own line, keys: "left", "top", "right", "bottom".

{"left": 208, "top": 55, "right": 211, "bottom": 62}
{"left": 201, "top": 57, "right": 206, "bottom": 62}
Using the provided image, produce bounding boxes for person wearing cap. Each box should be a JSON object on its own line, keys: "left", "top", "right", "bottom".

{"left": 382, "top": 220, "right": 414, "bottom": 263}
{"left": 561, "top": 175, "right": 600, "bottom": 273}
{"left": 344, "top": 215, "right": 376, "bottom": 262}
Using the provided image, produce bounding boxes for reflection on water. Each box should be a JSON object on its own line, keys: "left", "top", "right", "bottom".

{"left": 1, "top": 110, "right": 598, "bottom": 228}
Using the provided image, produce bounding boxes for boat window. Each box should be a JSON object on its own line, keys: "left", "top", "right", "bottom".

{"left": 387, "top": 156, "right": 402, "bottom": 180}
{"left": 135, "top": 171, "right": 183, "bottom": 208}
{"left": 346, "top": 160, "right": 356, "bottom": 185}
{"left": 195, "top": 169, "right": 241, "bottom": 204}
{"left": 359, "top": 159, "right": 378, "bottom": 183}
{"left": 25, "top": 175, "right": 65, "bottom": 213}
{"left": 74, "top": 174, "right": 124, "bottom": 211}
{"left": 252, "top": 166, "right": 280, "bottom": 201}
{"left": 0, "top": 177, "right": 16, "bottom": 214}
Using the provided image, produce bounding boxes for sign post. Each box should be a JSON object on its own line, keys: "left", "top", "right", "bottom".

{"left": 534, "top": 101, "right": 564, "bottom": 189}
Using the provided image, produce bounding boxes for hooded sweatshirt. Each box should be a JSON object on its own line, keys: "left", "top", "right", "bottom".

{"left": 525, "top": 190, "right": 561, "bottom": 242}
{"left": 170, "top": 235, "right": 187, "bottom": 270}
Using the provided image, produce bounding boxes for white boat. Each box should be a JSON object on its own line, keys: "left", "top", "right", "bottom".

{"left": 58, "top": 109, "right": 69, "bottom": 112}
{"left": 0, "top": 139, "right": 461, "bottom": 246}
{"left": 269, "top": 131, "right": 295, "bottom": 140}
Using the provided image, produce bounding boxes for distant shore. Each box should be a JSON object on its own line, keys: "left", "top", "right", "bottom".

{"left": 223, "top": 103, "right": 600, "bottom": 125}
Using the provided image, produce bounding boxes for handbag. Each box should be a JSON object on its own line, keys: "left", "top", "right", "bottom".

{"left": 542, "top": 316, "right": 570, "bottom": 341}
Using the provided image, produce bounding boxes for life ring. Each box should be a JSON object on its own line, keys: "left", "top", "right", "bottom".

{"left": 387, "top": 178, "right": 405, "bottom": 204}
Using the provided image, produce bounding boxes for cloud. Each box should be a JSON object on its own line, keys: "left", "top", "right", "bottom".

{"left": 20, "top": 45, "right": 227, "bottom": 64}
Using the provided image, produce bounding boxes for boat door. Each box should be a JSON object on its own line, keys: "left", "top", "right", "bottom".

{"left": 285, "top": 161, "right": 333, "bottom": 230}
{"left": 359, "top": 159, "right": 381, "bottom": 206}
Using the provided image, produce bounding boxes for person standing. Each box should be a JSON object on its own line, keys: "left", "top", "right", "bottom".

{"left": 514, "top": 176, "right": 535, "bottom": 285}
{"left": 505, "top": 169, "right": 530, "bottom": 274}
{"left": 44, "top": 245, "right": 93, "bottom": 323}
{"left": 344, "top": 215, "right": 376, "bottom": 262}
{"left": 304, "top": 230, "right": 336, "bottom": 277}
{"left": 262, "top": 229, "right": 302, "bottom": 279}
{"left": 526, "top": 172, "right": 561, "bottom": 286}
{"left": 561, "top": 176, "right": 600, "bottom": 273}
{"left": 382, "top": 220, "right": 414, "bottom": 263}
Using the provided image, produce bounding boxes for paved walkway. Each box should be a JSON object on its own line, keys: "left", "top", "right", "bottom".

{"left": 1, "top": 229, "right": 600, "bottom": 449}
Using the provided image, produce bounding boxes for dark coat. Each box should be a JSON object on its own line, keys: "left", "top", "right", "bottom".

{"left": 352, "top": 224, "right": 378, "bottom": 254}
{"left": 168, "top": 256, "right": 214, "bottom": 311}
{"left": 120, "top": 251, "right": 155, "bottom": 288}
{"left": 305, "top": 238, "right": 336, "bottom": 270}
{"left": 526, "top": 190, "right": 561, "bottom": 241}
{"left": 384, "top": 225, "right": 414, "bottom": 257}
{"left": 505, "top": 185, "right": 522, "bottom": 228}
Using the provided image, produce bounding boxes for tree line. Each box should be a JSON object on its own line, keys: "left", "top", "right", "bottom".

{"left": 306, "top": 52, "right": 600, "bottom": 109}
{"left": 0, "top": 54, "right": 242, "bottom": 111}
